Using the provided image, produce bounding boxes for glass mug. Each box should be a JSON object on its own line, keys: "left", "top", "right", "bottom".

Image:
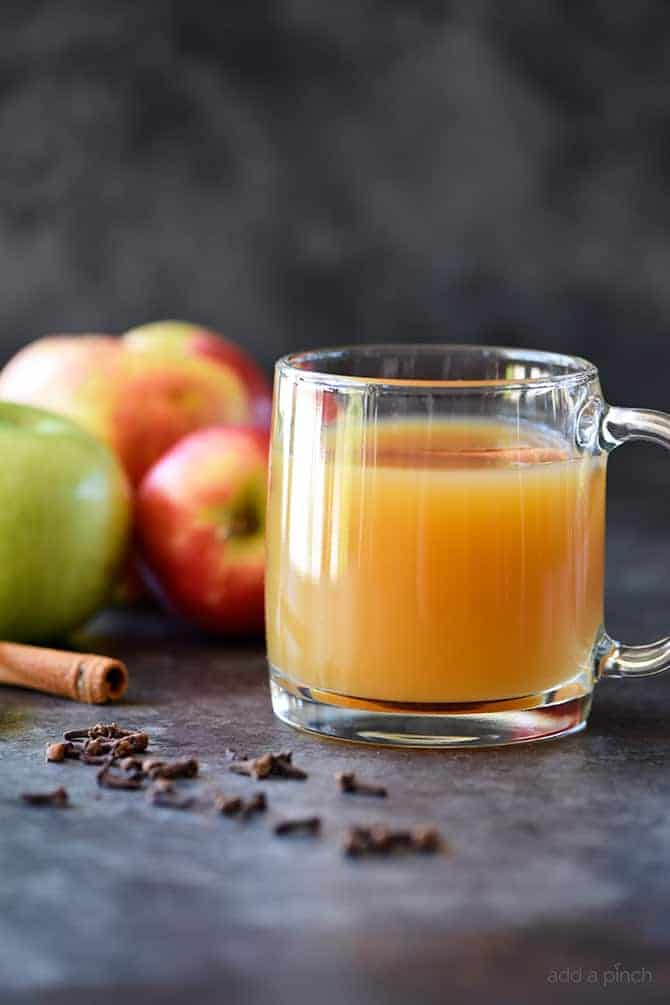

{"left": 266, "top": 344, "right": 670, "bottom": 747}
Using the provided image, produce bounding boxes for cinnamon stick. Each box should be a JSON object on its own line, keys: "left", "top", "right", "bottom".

{"left": 0, "top": 642, "right": 128, "bottom": 704}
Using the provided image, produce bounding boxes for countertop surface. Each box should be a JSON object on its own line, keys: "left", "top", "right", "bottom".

{"left": 1, "top": 516, "right": 670, "bottom": 1005}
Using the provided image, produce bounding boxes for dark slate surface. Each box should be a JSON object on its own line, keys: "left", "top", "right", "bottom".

{"left": 1, "top": 521, "right": 669, "bottom": 1005}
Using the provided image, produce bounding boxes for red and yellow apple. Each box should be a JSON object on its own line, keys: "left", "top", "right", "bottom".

{"left": 135, "top": 426, "right": 268, "bottom": 635}
{"left": 0, "top": 321, "right": 272, "bottom": 486}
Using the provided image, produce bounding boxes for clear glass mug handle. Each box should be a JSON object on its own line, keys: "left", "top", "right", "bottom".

{"left": 597, "top": 406, "right": 670, "bottom": 679}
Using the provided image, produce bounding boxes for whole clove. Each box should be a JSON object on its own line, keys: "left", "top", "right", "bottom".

{"left": 97, "top": 763, "right": 144, "bottom": 790}
{"left": 113, "top": 732, "right": 149, "bottom": 758}
{"left": 152, "top": 778, "right": 174, "bottom": 794}
{"left": 80, "top": 750, "right": 113, "bottom": 765}
{"left": 214, "top": 791, "right": 267, "bottom": 817}
{"left": 373, "top": 825, "right": 411, "bottom": 850}
{"left": 411, "top": 826, "right": 442, "bottom": 853}
{"left": 343, "top": 824, "right": 443, "bottom": 857}
{"left": 46, "top": 742, "right": 70, "bottom": 763}
{"left": 229, "top": 752, "right": 272, "bottom": 779}
{"left": 119, "top": 756, "right": 144, "bottom": 772}
{"left": 84, "top": 736, "right": 115, "bottom": 757}
{"left": 46, "top": 740, "right": 82, "bottom": 762}
{"left": 354, "top": 824, "right": 409, "bottom": 854}
{"left": 336, "top": 772, "right": 387, "bottom": 798}
{"left": 241, "top": 792, "right": 267, "bottom": 818}
{"left": 344, "top": 825, "right": 396, "bottom": 856}
{"left": 215, "top": 793, "right": 243, "bottom": 816}
{"left": 230, "top": 750, "right": 307, "bottom": 781}
{"left": 21, "top": 786, "right": 69, "bottom": 807}
{"left": 143, "top": 757, "right": 198, "bottom": 780}
{"left": 344, "top": 827, "right": 370, "bottom": 857}
{"left": 274, "top": 816, "right": 321, "bottom": 836}
{"left": 148, "top": 780, "right": 194, "bottom": 810}
{"left": 139, "top": 757, "right": 165, "bottom": 776}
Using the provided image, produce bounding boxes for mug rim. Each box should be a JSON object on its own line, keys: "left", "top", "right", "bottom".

{"left": 276, "top": 343, "right": 599, "bottom": 391}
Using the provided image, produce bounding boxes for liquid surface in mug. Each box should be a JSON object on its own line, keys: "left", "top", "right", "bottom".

{"left": 266, "top": 419, "right": 606, "bottom": 704}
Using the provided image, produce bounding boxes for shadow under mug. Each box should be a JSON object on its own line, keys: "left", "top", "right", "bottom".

{"left": 265, "top": 344, "right": 669, "bottom": 747}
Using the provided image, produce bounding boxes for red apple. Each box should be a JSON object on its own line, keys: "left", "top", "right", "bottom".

{"left": 135, "top": 426, "right": 268, "bottom": 635}
{"left": 0, "top": 321, "right": 272, "bottom": 485}
{"left": 124, "top": 321, "right": 273, "bottom": 429}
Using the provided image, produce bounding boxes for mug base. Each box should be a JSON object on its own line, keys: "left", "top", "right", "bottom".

{"left": 269, "top": 666, "right": 592, "bottom": 748}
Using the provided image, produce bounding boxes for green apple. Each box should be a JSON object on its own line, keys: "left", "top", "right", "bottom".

{"left": 0, "top": 402, "right": 130, "bottom": 642}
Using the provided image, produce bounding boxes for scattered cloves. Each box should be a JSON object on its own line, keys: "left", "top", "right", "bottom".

{"left": 21, "top": 786, "right": 69, "bottom": 807}
{"left": 274, "top": 816, "right": 321, "bottom": 836}
{"left": 63, "top": 723, "right": 133, "bottom": 742}
{"left": 60, "top": 726, "right": 149, "bottom": 766}
{"left": 230, "top": 751, "right": 307, "bottom": 781}
{"left": 40, "top": 726, "right": 447, "bottom": 862}
{"left": 46, "top": 724, "right": 203, "bottom": 803}
{"left": 336, "top": 772, "right": 387, "bottom": 798}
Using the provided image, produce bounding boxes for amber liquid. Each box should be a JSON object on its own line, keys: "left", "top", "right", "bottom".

{"left": 266, "top": 419, "right": 606, "bottom": 704}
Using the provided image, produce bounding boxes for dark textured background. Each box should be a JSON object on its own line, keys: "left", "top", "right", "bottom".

{"left": 1, "top": 0, "right": 669, "bottom": 636}
{"left": 1, "top": 2, "right": 670, "bottom": 392}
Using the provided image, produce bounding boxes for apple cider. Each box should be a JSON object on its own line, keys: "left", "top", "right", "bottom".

{"left": 266, "top": 418, "right": 606, "bottom": 705}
